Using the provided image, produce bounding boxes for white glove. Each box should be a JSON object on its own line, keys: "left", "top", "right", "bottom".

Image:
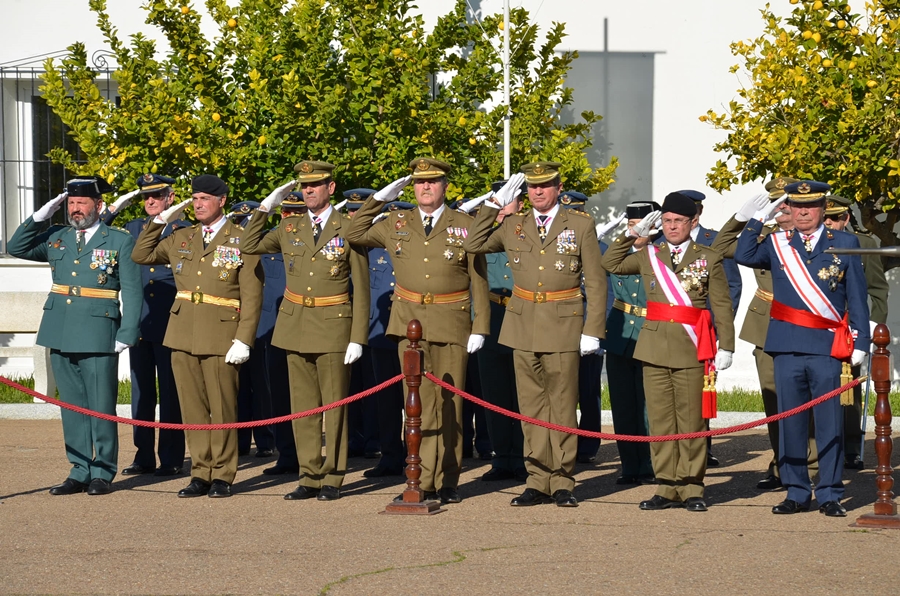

{"left": 579, "top": 334, "right": 600, "bottom": 356}
{"left": 627, "top": 211, "right": 662, "bottom": 238}
{"left": 373, "top": 176, "right": 412, "bottom": 202}
{"left": 735, "top": 192, "right": 771, "bottom": 222}
{"left": 488, "top": 173, "right": 526, "bottom": 209}
{"left": 714, "top": 349, "right": 733, "bottom": 370}
{"left": 333, "top": 199, "right": 348, "bottom": 212}
{"left": 466, "top": 334, "right": 485, "bottom": 354}
{"left": 260, "top": 180, "right": 296, "bottom": 212}
{"left": 225, "top": 339, "right": 251, "bottom": 365}
{"left": 596, "top": 212, "right": 626, "bottom": 238}
{"left": 851, "top": 349, "right": 866, "bottom": 367}
{"left": 155, "top": 198, "right": 192, "bottom": 224}
{"left": 109, "top": 189, "right": 141, "bottom": 213}
{"left": 32, "top": 192, "right": 68, "bottom": 222}
{"left": 344, "top": 342, "right": 363, "bottom": 365}
{"left": 754, "top": 195, "right": 788, "bottom": 223}
{"left": 458, "top": 191, "right": 493, "bottom": 213}
{"left": 114, "top": 341, "right": 130, "bottom": 354}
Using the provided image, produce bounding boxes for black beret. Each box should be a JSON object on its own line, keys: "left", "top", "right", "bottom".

{"left": 661, "top": 192, "right": 697, "bottom": 217}
{"left": 192, "top": 174, "right": 229, "bottom": 196}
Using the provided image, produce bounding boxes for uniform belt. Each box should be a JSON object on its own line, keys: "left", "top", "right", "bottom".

{"left": 175, "top": 290, "right": 240, "bottom": 309}
{"left": 50, "top": 284, "right": 118, "bottom": 299}
{"left": 613, "top": 298, "right": 647, "bottom": 317}
{"left": 512, "top": 285, "right": 581, "bottom": 304}
{"left": 769, "top": 300, "right": 853, "bottom": 360}
{"left": 754, "top": 288, "right": 774, "bottom": 303}
{"left": 489, "top": 292, "right": 510, "bottom": 306}
{"left": 283, "top": 289, "right": 350, "bottom": 308}
{"left": 393, "top": 285, "right": 469, "bottom": 305}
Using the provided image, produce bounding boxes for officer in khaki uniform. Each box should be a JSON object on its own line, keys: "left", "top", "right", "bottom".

{"left": 132, "top": 174, "right": 263, "bottom": 498}
{"left": 462, "top": 163, "right": 607, "bottom": 508}
{"left": 241, "top": 162, "right": 369, "bottom": 501}
{"left": 602, "top": 192, "right": 735, "bottom": 512}
{"left": 346, "top": 157, "right": 490, "bottom": 505}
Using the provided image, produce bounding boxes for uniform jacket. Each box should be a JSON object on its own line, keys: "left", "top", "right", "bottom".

{"left": 694, "top": 224, "right": 742, "bottom": 313}
{"left": 132, "top": 219, "right": 263, "bottom": 356}
{"left": 346, "top": 198, "right": 489, "bottom": 347}
{"left": 240, "top": 209, "right": 369, "bottom": 353}
{"left": 484, "top": 252, "right": 514, "bottom": 353}
{"left": 258, "top": 252, "right": 285, "bottom": 340}
{"left": 601, "top": 242, "right": 648, "bottom": 357}
{"left": 734, "top": 219, "right": 870, "bottom": 355}
{"left": 601, "top": 233, "right": 735, "bottom": 369}
{"left": 367, "top": 247, "right": 397, "bottom": 350}
{"left": 462, "top": 204, "right": 607, "bottom": 352}
{"left": 8, "top": 216, "right": 141, "bottom": 353}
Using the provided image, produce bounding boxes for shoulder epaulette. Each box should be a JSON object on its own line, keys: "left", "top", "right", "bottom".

{"left": 570, "top": 210, "right": 591, "bottom": 218}
{"left": 282, "top": 212, "right": 302, "bottom": 218}
{"left": 109, "top": 226, "right": 129, "bottom": 233}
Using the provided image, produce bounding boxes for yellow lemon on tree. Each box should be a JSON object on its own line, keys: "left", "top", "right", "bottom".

{"left": 848, "top": 60, "right": 856, "bottom": 68}
{"left": 498, "top": 20, "right": 504, "bottom": 31}
{"left": 837, "top": 20, "right": 847, "bottom": 29}
{"left": 258, "top": 135, "right": 267, "bottom": 145}
{"left": 812, "top": 32, "right": 821, "bottom": 43}
{"left": 212, "top": 112, "right": 221, "bottom": 122}
{"left": 851, "top": 27, "right": 859, "bottom": 35}
{"left": 866, "top": 80, "right": 877, "bottom": 88}
{"left": 469, "top": 137, "right": 477, "bottom": 145}
{"left": 228, "top": 18, "right": 237, "bottom": 28}
{"left": 813, "top": 1, "right": 823, "bottom": 9}
{"left": 458, "top": 116, "right": 467, "bottom": 126}
{"left": 392, "top": 48, "right": 402, "bottom": 57}
{"left": 181, "top": 5, "right": 189, "bottom": 15}
{"left": 790, "top": 0, "right": 799, "bottom": 4}
{"left": 823, "top": 59, "right": 833, "bottom": 67}
{"left": 802, "top": 30, "right": 813, "bottom": 39}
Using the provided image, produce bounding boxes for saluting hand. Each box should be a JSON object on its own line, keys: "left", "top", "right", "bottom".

{"left": 344, "top": 342, "right": 363, "bottom": 365}
{"left": 32, "top": 191, "right": 68, "bottom": 222}
{"left": 457, "top": 191, "right": 493, "bottom": 214}
{"left": 156, "top": 198, "right": 192, "bottom": 224}
{"left": 487, "top": 173, "right": 526, "bottom": 209}
{"left": 627, "top": 211, "right": 661, "bottom": 238}
{"left": 225, "top": 339, "right": 251, "bottom": 365}
{"left": 735, "top": 192, "right": 771, "bottom": 222}
{"left": 109, "top": 189, "right": 141, "bottom": 214}
{"left": 753, "top": 195, "right": 787, "bottom": 223}
{"left": 261, "top": 180, "right": 296, "bottom": 212}
{"left": 373, "top": 176, "right": 412, "bottom": 202}
{"left": 596, "top": 212, "right": 626, "bottom": 238}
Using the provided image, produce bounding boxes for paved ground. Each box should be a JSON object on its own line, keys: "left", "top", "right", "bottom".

{"left": 2, "top": 420, "right": 899, "bottom": 595}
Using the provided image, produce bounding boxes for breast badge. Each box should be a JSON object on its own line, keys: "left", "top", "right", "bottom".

{"left": 212, "top": 246, "right": 243, "bottom": 270}
{"left": 555, "top": 260, "right": 564, "bottom": 271}
{"left": 679, "top": 258, "right": 709, "bottom": 292}
{"left": 321, "top": 237, "right": 346, "bottom": 261}
{"left": 90, "top": 249, "right": 118, "bottom": 276}
{"left": 444, "top": 248, "right": 455, "bottom": 260}
{"left": 556, "top": 229, "right": 577, "bottom": 254}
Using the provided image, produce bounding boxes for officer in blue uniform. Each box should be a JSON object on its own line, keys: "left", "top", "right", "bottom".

{"left": 735, "top": 180, "right": 870, "bottom": 517}
{"left": 8, "top": 176, "right": 142, "bottom": 495}
{"left": 101, "top": 173, "right": 187, "bottom": 477}
{"left": 229, "top": 201, "right": 277, "bottom": 459}
{"left": 602, "top": 202, "right": 658, "bottom": 484}
{"left": 363, "top": 198, "right": 415, "bottom": 477}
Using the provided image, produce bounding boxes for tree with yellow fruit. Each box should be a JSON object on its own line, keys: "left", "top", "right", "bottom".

{"left": 705, "top": 0, "right": 900, "bottom": 266}
{"left": 40, "top": 0, "right": 616, "bottom": 222}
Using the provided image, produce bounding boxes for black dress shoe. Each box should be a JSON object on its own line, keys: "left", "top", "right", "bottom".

{"left": 478, "top": 451, "right": 493, "bottom": 461}
{"left": 49, "top": 478, "right": 87, "bottom": 496}
{"left": 616, "top": 475, "right": 640, "bottom": 485}
{"left": 364, "top": 450, "right": 382, "bottom": 459}
{"left": 238, "top": 447, "right": 251, "bottom": 456}
{"left": 685, "top": 497, "right": 708, "bottom": 512}
{"left": 553, "top": 489, "right": 578, "bottom": 507}
{"left": 481, "top": 468, "right": 515, "bottom": 482}
{"left": 638, "top": 474, "right": 658, "bottom": 485}
{"left": 576, "top": 453, "right": 597, "bottom": 464}
{"left": 845, "top": 455, "right": 864, "bottom": 470}
{"left": 819, "top": 500, "right": 847, "bottom": 517}
{"left": 639, "top": 495, "right": 683, "bottom": 510}
{"left": 438, "top": 487, "right": 462, "bottom": 504}
{"left": 208, "top": 480, "right": 232, "bottom": 498}
{"left": 364, "top": 464, "right": 404, "bottom": 478}
{"left": 284, "top": 485, "right": 320, "bottom": 500}
{"left": 255, "top": 448, "right": 275, "bottom": 458}
{"left": 772, "top": 499, "right": 809, "bottom": 514}
{"left": 154, "top": 466, "right": 183, "bottom": 477}
{"left": 318, "top": 486, "right": 341, "bottom": 501}
{"left": 706, "top": 454, "right": 720, "bottom": 467}
{"left": 263, "top": 464, "right": 300, "bottom": 475}
{"left": 756, "top": 475, "right": 783, "bottom": 490}
{"left": 510, "top": 488, "right": 554, "bottom": 506}
{"left": 121, "top": 463, "right": 154, "bottom": 476}
{"left": 87, "top": 478, "right": 112, "bottom": 496}
{"left": 178, "top": 478, "right": 211, "bottom": 498}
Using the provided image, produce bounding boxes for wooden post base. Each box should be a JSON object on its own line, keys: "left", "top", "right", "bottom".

{"left": 381, "top": 489, "right": 445, "bottom": 515}
{"left": 850, "top": 513, "right": 900, "bottom": 529}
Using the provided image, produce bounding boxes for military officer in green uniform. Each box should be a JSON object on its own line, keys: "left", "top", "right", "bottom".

{"left": 241, "top": 161, "right": 369, "bottom": 501}
{"left": 8, "top": 177, "right": 142, "bottom": 495}
{"left": 601, "top": 192, "right": 735, "bottom": 512}
{"left": 345, "top": 157, "right": 490, "bottom": 505}
{"left": 132, "top": 174, "right": 263, "bottom": 499}
{"left": 463, "top": 163, "right": 607, "bottom": 508}
{"left": 822, "top": 194, "right": 888, "bottom": 469}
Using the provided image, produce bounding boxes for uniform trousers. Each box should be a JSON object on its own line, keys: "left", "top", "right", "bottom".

{"left": 170, "top": 350, "right": 239, "bottom": 484}
{"left": 577, "top": 352, "right": 603, "bottom": 459}
{"left": 606, "top": 349, "right": 653, "bottom": 477}
{"left": 370, "top": 346, "right": 406, "bottom": 471}
{"left": 50, "top": 350, "right": 119, "bottom": 483}
{"left": 773, "top": 353, "right": 844, "bottom": 505}
{"left": 477, "top": 347, "right": 524, "bottom": 472}
{"left": 266, "top": 343, "right": 298, "bottom": 468}
{"left": 642, "top": 363, "right": 707, "bottom": 501}
{"left": 842, "top": 363, "right": 864, "bottom": 459}
{"left": 237, "top": 337, "right": 275, "bottom": 454}
{"left": 397, "top": 339, "right": 465, "bottom": 492}
{"left": 513, "top": 350, "right": 580, "bottom": 494}
{"left": 288, "top": 351, "right": 350, "bottom": 489}
{"left": 128, "top": 339, "right": 184, "bottom": 469}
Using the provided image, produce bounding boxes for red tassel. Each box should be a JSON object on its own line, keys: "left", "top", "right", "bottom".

{"left": 702, "top": 362, "right": 717, "bottom": 419}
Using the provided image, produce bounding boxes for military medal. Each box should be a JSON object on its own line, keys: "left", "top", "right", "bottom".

{"left": 569, "top": 258, "right": 579, "bottom": 272}
{"left": 176, "top": 262, "right": 183, "bottom": 274}
{"left": 444, "top": 249, "right": 454, "bottom": 260}
{"left": 97, "top": 273, "right": 107, "bottom": 285}
{"left": 53, "top": 239, "right": 62, "bottom": 249}
{"left": 395, "top": 241, "right": 402, "bottom": 256}
{"left": 286, "top": 223, "right": 294, "bottom": 233}
{"left": 329, "top": 264, "right": 340, "bottom": 277}
{"left": 395, "top": 220, "right": 406, "bottom": 230}
{"left": 555, "top": 260, "right": 564, "bottom": 270}
{"left": 514, "top": 223, "right": 524, "bottom": 241}
{"left": 377, "top": 255, "right": 386, "bottom": 265}
{"left": 219, "top": 270, "right": 229, "bottom": 280}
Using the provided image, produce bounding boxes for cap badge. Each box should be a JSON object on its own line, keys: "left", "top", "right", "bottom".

{"left": 560, "top": 195, "right": 571, "bottom": 205}
{"left": 143, "top": 173, "right": 154, "bottom": 182}
{"left": 240, "top": 204, "right": 250, "bottom": 213}
{"left": 532, "top": 164, "right": 545, "bottom": 175}
{"left": 798, "top": 183, "right": 811, "bottom": 194}
{"left": 775, "top": 178, "right": 786, "bottom": 189}
{"left": 299, "top": 162, "right": 313, "bottom": 173}
{"left": 417, "top": 159, "right": 430, "bottom": 171}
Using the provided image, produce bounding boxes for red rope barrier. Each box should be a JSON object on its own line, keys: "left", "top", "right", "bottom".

{"left": 0, "top": 374, "right": 404, "bottom": 430}
{"left": 424, "top": 371, "right": 865, "bottom": 443}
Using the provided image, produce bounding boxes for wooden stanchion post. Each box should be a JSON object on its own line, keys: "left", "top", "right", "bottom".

{"left": 381, "top": 319, "right": 444, "bottom": 515}
{"left": 851, "top": 324, "right": 900, "bottom": 529}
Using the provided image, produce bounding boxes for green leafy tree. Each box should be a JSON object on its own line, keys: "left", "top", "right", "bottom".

{"left": 41, "top": 0, "right": 617, "bottom": 222}
{"left": 704, "top": 0, "right": 900, "bottom": 265}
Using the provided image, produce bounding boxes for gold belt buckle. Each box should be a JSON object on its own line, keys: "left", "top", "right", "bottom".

{"left": 501, "top": 296, "right": 510, "bottom": 306}
{"left": 191, "top": 291, "right": 203, "bottom": 304}
{"left": 70, "top": 286, "right": 79, "bottom": 296}
{"left": 423, "top": 292, "right": 434, "bottom": 305}
{"left": 303, "top": 296, "right": 314, "bottom": 307}
{"left": 534, "top": 292, "right": 546, "bottom": 303}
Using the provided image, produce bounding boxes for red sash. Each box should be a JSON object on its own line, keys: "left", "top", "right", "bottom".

{"left": 769, "top": 300, "right": 854, "bottom": 360}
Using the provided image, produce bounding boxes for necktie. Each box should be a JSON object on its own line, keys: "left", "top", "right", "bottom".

{"left": 537, "top": 215, "right": 549, "bottom": 241}
{"left": 75, "top": 231, "right": 84, "bottom": 252}
{"left": 312, "top": 216, "right": 322, "bottom": 244}
{"left": 801, "top": 234, "right": 814, "bottom": 253}
{"left": 671, "top": 246, "right": 682, "bottom": 267}
{"left": 203, "top": 226, "right": 214, "bottom": 247}
{"left": 423, "top": 215, "right": 433, "bottom": 236}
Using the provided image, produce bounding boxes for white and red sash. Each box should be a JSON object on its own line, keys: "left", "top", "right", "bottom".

{"left": 648, "top": 245, "right": 699, "bottom": 345}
